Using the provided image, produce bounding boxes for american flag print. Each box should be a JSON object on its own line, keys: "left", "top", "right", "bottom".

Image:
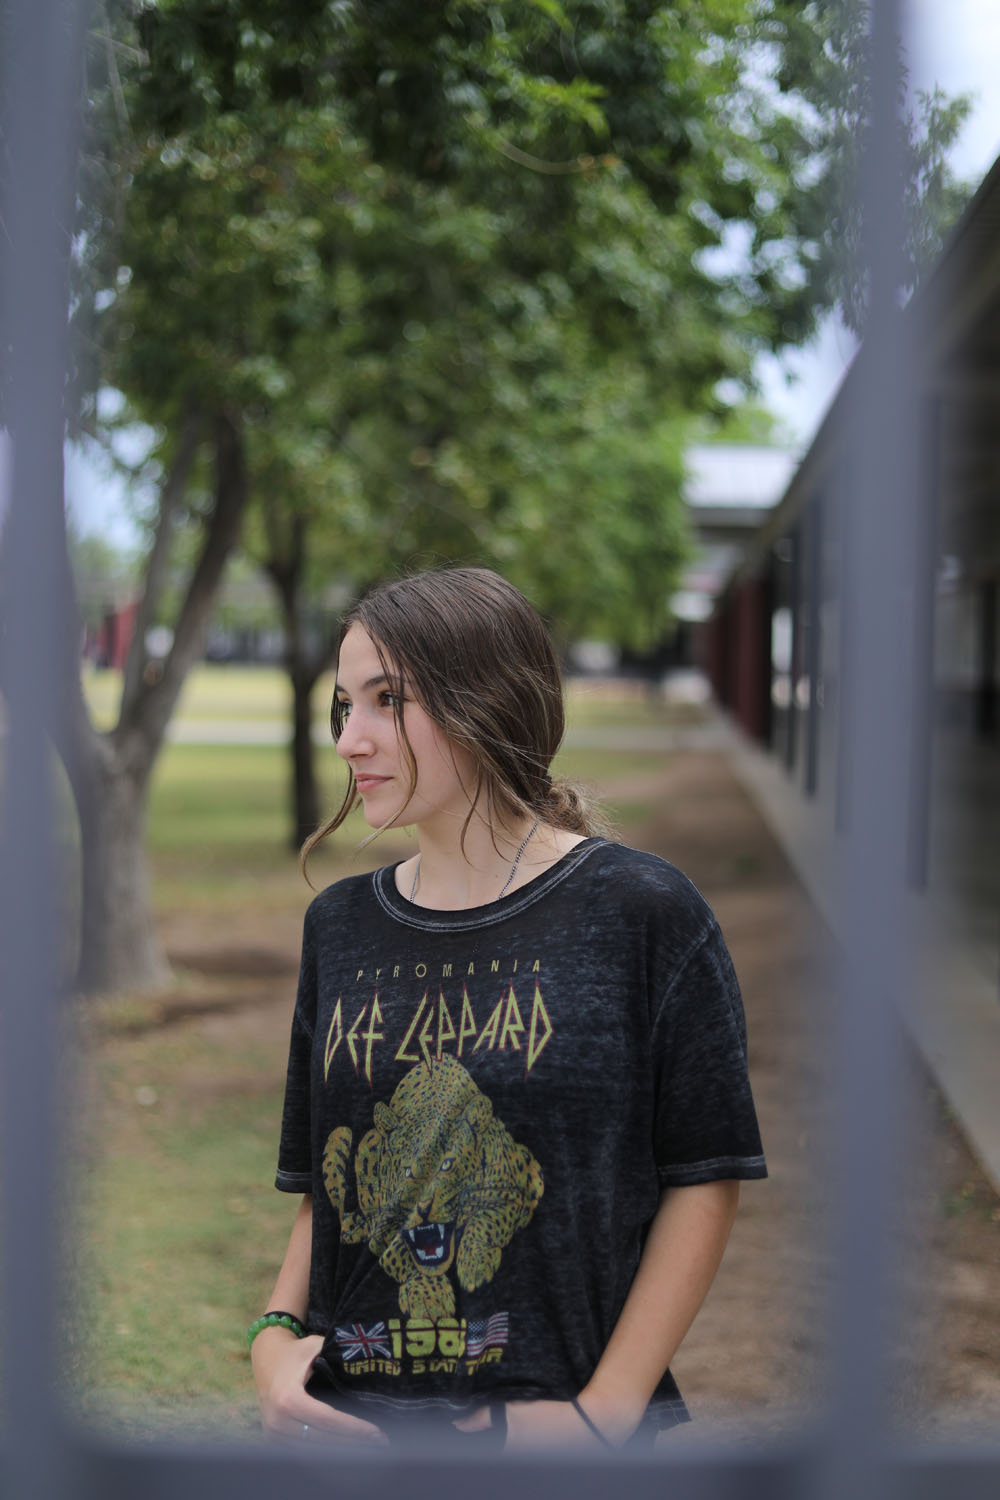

{"left": 465, "top": 1312, "right": 509, "bottom": 1358}
{"left": 334, "top": 1321, "right": 393, "bottom": 1362}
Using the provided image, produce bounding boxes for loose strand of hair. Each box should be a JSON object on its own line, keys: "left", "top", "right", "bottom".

{"left": 299, "top": 777, "right": 359, "bottom": 887}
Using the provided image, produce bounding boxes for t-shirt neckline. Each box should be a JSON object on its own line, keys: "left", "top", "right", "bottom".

{"left": 372, "top": 836, "right": 608, "bottom": 931}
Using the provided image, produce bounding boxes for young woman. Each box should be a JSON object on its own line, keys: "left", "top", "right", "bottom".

{"left": 250, "top": 567, "right": 766, "bottom": 1451}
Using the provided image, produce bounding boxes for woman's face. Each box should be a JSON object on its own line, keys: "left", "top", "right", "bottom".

{"left": 333, "top": 623, "right": 477, "bottom": 830}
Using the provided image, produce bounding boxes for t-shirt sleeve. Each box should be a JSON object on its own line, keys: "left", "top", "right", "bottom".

{"left": 650, "top": 915, "right": 767, "bottom": 1187}
{"left": 275, "top": 907, "right": 318, "bottom": 1194}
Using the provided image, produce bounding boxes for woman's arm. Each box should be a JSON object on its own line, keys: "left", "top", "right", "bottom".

{"left": 502, "top": 1179, "right": 741, "bottom": 1450}
{"left": 251, "top": 1195, "right": 386, "bottom": 1444}
{"left": 581, "top": 1178, "right": 740, "bottom": 1440}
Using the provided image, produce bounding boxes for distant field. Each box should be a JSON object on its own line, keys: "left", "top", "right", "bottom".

{"left": 82, "top": 664, "right": 329, "bottom": 730}
{"left": 82, "top": 663, "right": 675, "bottom": 734}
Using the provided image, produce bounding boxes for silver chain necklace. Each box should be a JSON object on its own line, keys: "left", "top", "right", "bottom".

{"left": 408, "top": 820, "right": 540, "bottom": 905}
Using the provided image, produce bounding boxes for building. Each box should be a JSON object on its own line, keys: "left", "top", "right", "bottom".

{"left": 707, "top": 157, "right": 1000, "bottom": 1189}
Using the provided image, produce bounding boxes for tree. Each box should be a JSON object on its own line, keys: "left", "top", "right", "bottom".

{"left": 53, "top": 0, "right": 735, "bottom": 981}
{"left": 225, "top": 0, "right": 830, "bottom": 845}
{"left": 238, "top": 0, "right": 974, "bottom": 843}
{"left": 53, "top": 6, "right": 364, "bottom": 986}
{"left": 6, "top": 0, "right": 971, "bottom": 989}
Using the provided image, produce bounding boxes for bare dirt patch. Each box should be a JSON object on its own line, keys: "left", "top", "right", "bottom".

{"left": 168, "top": 946, "right": 301, "bottom": 980}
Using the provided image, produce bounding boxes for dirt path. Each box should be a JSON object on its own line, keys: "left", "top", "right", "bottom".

{"left": 632, "top": 750, "right": 1000, "bottom": 1440}
{"left": 150, "top": 747, "right": 1000, "bottom": 1439}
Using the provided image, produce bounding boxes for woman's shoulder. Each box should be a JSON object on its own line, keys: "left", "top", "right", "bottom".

{"left": 590, "top": 839, "right": 707, "bottom": 899}
{"left": 303, "top": 865, "right": 390, "bottom": 925}
{"left": 586, "top": 840, "right": 717, "bottom": 932}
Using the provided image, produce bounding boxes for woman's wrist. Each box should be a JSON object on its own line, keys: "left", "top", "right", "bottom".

{"left": 577, "top": 1379, "right": 648, "bottom": 1447}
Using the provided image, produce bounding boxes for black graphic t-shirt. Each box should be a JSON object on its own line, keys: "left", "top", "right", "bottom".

{"left": 275, "top": 838, "right": 766, "bottom": 1429}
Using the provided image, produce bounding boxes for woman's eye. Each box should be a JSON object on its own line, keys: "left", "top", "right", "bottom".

{"left": 379, "top": 690, "right": 401, "bottom": 710}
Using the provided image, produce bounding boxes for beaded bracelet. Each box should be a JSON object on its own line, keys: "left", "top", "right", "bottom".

{"left": 246, "top": 1310, "right": 307, "bottom": 1349}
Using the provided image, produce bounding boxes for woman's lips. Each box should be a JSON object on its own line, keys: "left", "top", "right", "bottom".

{"left": 354, "top": 774, "right": 390, "bottom": 792}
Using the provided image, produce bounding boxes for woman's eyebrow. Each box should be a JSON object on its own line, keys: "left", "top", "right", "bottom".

{"left": 335, "top": 674, "right": 390, "bottom": 696}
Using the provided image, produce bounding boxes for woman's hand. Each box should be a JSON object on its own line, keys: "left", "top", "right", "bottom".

{"left": 505, "top": 1399, "right": 612, "bottom": 1450}
{"left": 454, "top": 1397, "right": 634, "bottom": 1451}
{"left": 251, "top": 1329, "right": 388, "bottom": 1445}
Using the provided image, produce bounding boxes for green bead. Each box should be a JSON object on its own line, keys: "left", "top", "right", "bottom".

{"left": 247, "top": 1311, "right": 305, "bottom": 1348}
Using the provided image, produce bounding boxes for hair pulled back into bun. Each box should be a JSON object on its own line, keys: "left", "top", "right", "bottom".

{"left": 302, "top": 567, "right": 615, "bottom": 872}
{"left": 535, "top": 774, "right": 612, "bottom": 839}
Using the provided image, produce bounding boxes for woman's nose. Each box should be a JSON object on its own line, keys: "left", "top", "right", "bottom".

{"left": 336, "top": 709, "right": 372, "bottom": 760}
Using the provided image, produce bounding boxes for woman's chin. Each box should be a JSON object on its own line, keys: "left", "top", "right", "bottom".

{"left": 360, "top": 799, "right": 409, "bottom": 832}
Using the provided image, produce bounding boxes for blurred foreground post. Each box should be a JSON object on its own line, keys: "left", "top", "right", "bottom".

{"left": 824, "top": 0, "right": 923, "bottom": 1492}
{"left": 0, "top": 0, "right": 91, "bottom": 1494}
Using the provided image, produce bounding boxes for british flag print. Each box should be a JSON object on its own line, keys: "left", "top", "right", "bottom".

{"left": 334, "top": 1321, "right": 393, "bottom": 1361}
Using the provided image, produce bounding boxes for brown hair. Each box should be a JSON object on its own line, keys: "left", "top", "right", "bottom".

{"left": 301, "top": 567, "right": 612, "bottom": 873}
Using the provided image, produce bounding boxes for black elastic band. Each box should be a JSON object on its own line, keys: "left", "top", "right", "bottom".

{"left": 571, "top": 1396, "right": 614, "bottom": 1450}
{"left": 490, "top": 1398, "right": 508, "bottom": 1446}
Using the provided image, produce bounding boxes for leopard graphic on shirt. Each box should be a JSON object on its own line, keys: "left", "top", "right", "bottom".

{"left": 322, "top": 1054, "right": 544, "bottom": 1320}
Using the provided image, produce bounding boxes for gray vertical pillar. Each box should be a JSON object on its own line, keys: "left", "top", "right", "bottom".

{"left": 804, "top": 493, "right": 824, "bottom": 799}
{"left": 785, "top": 523, "right": 801, "bottom": 774}
{"left": 834, "top": 451, "right": 854, "bottom": 837}
{"left": 908, "top": 394, "right": 942, "bottom": 888}
{"left": 761, "top": 551, "right": 777, "bottom": 750}
{"left": 0, "top": 1, "right": 91, "bottom": 1496}
{"left": 822, "top": 1, "right": 918, "bottom": 1496}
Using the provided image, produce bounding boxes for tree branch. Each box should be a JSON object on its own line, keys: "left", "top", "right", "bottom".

{"left": 119, "top": 401, "right": 202, "bottom": 722}
{"left": 116, "top": 408, "right": 248, "bottom": 761}
{"left": 491, "top": 138, "right": 593, "bottom": 175}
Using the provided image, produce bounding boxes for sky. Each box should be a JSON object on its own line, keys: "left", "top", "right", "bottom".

{"left": 62, "top": 0, "right": 1000, "bottom": 544}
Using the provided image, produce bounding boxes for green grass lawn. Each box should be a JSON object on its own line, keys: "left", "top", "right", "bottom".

{"left": 83, "top": 663, "right": 338, "bottom": 730}
{"left": 76, "top": 1048, "right": 289, "bottom": 1435}
{"left": 73, "top": 673, "right": 681, "bottom": 1435}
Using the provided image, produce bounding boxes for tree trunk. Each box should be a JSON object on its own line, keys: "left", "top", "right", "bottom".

{"left": 263, "top": 514, "right": 338, "bottom": 851}
{"left": 70, "top": 409, "right": 250, "bottom": 993}
{"left": 74, "top": 736, "right": 169, "bottom": 994}
{"left": 0, "top": 409, "right": 249, "bottom": 995}
{"left": 290, "top": 668, "right": 320, "bottom": 850}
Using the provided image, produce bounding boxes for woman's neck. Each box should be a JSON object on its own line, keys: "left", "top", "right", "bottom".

{"left": 400, "top": 811, "right": 585, "bottom": 910}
